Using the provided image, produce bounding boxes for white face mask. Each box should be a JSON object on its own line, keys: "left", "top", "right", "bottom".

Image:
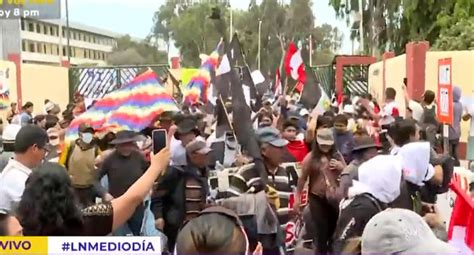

{"left": 81, "top": 133, "right": 93, "bottom": 144}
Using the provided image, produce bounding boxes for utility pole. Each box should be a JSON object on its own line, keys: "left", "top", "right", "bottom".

{"left": 65, "top": 0, "right": 70, "bottom": 62}
{"left": 309, "top": 34, "right": 313, "bottom": 66}
{"left": 359, "top": 0, "right": 364, "bottom": 54}
{"left": 258, "top": 19, "right": 262, "bottom": 70}
{"left": 229, "top": 4, "right": 233, "bottom": 39}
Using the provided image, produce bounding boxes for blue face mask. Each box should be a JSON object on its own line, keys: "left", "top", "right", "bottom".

{"left": 81, "top": 133, "right": 93, "bottom": 144}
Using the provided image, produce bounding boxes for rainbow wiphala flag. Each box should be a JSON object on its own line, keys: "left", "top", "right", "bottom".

{"left": 182, "top": 41, "right": 222, "bottom": 105}
{"left": 66, "top": 70, "right": 178, "bottom": 141}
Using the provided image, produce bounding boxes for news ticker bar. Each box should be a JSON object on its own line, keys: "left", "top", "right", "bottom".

{"left": 0, "top": 237, "right": 161, "bottom": 254}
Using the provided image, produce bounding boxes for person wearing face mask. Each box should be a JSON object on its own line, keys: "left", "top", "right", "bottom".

{"left": 98, "top": 130, "right": 149, "bottom": 236}
{"left": 59, "top": 123, "right": 101, "bottom": 208}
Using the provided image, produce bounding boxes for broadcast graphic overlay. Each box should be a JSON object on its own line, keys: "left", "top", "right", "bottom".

{"left": 0, "top": 237, "right": 161, "bottom": 254}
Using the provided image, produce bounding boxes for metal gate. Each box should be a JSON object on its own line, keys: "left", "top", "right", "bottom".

{"left": 342, "top": 65, "right": 370, "bottom": 95}
{"left": 312, "top": 64, "right": 334, "bottom": 96}
{"left": 69, "top": 64, "right": 169, "bottom": 101}
{"left": 311, "top": 56, "right": 372, "bottom": 97}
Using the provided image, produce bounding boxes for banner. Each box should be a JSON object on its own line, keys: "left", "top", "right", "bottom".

{"left": 437, "top": 58, "right": 453, "bottom": 125}
{"left": 0, "top": 237, "right": 161, "bottom": 254}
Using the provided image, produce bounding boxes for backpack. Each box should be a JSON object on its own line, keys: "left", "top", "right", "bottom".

{"left": 64, "top": 143, "right": 100, "bottom": 169}
{"left": 421, "top": 105, "right": 438, "bottom": 126}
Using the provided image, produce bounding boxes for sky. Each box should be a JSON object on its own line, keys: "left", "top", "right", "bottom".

{"left": 62, "top": 0, "right": 352, "bottom": 54}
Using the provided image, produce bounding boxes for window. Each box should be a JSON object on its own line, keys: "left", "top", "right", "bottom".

{"left": 36, "top": 23, "right": 42, "bottom": 34}
{"left": 62, "top": 47, "right": 66, "bottom": 56}
{"left": 43, "top": 44, "right": 47, "bottom": 54}
{"left": 50, "top": 27, "right": 54, "bottom": 36}
{"left": 29, "top": 42, "right": 35, "bottom": 52}
{"left": 28, "top": 22, "right": 35, "bottom": 32}
{"left": 84, "top": 50, "right": 88, "bottom": 58}
{"left": 21, "top": 20, "right": 25, "bottom": 31}
{"left": 22, "top": 41, "right": 26, "bottom": 51}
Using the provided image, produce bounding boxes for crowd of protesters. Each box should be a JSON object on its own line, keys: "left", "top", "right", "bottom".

{"left": 0, "top": 80, "right": 472, "bottom": 255}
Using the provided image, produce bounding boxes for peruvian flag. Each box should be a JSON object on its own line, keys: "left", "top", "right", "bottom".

{"left": 274, "top": 68, "right": 282, "bottom": 97}
{"left": 448, "top": 172, "right": 474, "bottom": 251}
{"left": 284, "top": 42, "right": 306, "bottom": 84}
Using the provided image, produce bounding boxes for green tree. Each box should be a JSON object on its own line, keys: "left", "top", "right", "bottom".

{"left": 329, "top": 0, "right": 474, "bottom": 55}
{"left": 108, "top": 35, "right": 167, "bottom": 65}
{"left": 150, "top": 0, "right": 341, "bottom": 71}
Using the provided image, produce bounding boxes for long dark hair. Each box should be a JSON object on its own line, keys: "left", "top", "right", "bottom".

{"left": 17, "top": 163, "right": 84, "bottom": 236}
{"left": 0, "top": 212, "right": 9, "bottom": 236}
{"left": 176, "top": 213, "right": 247, "bottom": 254}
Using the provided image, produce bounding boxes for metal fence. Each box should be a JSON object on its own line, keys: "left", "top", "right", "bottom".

{"left": 69, "top": 64, "right": 169, "bottom": 101}
{"left": 311, "top": 64, "right": 334, "bottom": 96}
{"left": 311, "top": 63, "right": 370, "bottom": 96}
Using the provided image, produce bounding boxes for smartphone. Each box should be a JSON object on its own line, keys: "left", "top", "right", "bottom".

{"left": 152, "top": 129, "right": 168, "bottom": 154}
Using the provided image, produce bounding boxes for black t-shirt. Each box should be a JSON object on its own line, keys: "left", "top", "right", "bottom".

{"left": 333, "top": 193, "right": 385, "bottom": 253}
{"left": 98, "top": 150, "right": 149, "bottom": 198}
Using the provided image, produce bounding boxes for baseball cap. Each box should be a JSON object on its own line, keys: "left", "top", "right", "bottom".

{"left": 299, "top": 108, "right": 310, "bottom": 117}
{"left": 256, "top": 127, "right": 288, "bottom": 148}
{"left": 316, "top": 128, "right": 334, "bottom": 146}
{"left": 78, "top": 123, "right": 94, "bottom": 133}
{"left": 361, "top": 208, "right": 458, "bottom": 254}
{"left": 2, "top": 124, "right": 22, "bottom": 142}
{"left": 14, "top": 125, "right": 50, "bottom": 153}
{"left": 186, "top": 139, "right": 212, "bottom": 155}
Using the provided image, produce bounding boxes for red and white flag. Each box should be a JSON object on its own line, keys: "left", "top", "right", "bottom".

{"left": 274, "top": 68, "right": 282, "bottom": 97}
{"left": 448, "top": 172, "right": 474, "bottom": 251}
{"left": 284, "top": 42, "right": 306, "bottom": 84}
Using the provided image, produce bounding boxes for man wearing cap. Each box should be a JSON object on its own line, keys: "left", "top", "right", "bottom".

{"left": 170, "top": 118, "right": 201, "bottom": 166}
{"left": 214, "top": 127, "right": 297, "bottom": 253}
{"left": 98, "top": 130, "right": 149, "bottom": 236}
{"left": 152, "top": 139, "right": 212, "bottom": 249}
{"left": 0, "top": 125, "right": 50, "bottom": 212}
{"left": 336, "top": 135, "right": 380, "bottom": 200}
{"left": 60, "top": 123, "right": 101, "bottom": 208}
{"left": 0, "top": 124, "right": 22, "bottom": 172}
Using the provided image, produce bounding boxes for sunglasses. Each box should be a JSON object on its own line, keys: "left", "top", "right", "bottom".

{"left": 174, "top": 206, "right": 250, "bottom": 255}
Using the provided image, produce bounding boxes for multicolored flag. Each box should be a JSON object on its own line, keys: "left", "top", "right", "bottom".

{"left": 183, "top": 41, "right": 222, "bottom": 105}
{"left": 66, "top": 70, "right": 178, "bottom": 141}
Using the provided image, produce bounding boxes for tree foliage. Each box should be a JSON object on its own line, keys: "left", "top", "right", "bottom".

{"left": 329, "top": 0, "right": 474, "bottom": 55}
{"left": 150, "top": 0, "right": 342, "bottom": 72}
{"left": 108, "top": 35, "right": 167, "bottom": 65}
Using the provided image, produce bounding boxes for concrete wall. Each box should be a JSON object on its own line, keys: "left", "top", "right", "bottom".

{"left": 368, "top": 50, "right": 474, "bottom": 146}
{"left": 0, "top": 61, "right": 69, "bottom": 119}
{"left": 0, "top": 60, "right": 18, "bottom": 119}
{"left": 21, "top": 63, "right": 69, "bottom": 115}
{"left": 368, "top": 54, "right": 408, "bottom": 117}
{"left": 425, "top": 51, "right": 474, "bottom": 144}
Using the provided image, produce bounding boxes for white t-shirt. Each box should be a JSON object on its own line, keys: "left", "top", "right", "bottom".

{"left": 0, "top": 159, "right": 32, "bottom": 212}
{"left": 170, "top": 137, "right": 187, "bottom": 166}
{"left": 380, "top": 101, "right": 400, "bottom": 126}
{"left": 170, "top": 136, "right": 206, "bottom": 166}
{"left": 408, "top": 100, "right": 424, "bottom": 123}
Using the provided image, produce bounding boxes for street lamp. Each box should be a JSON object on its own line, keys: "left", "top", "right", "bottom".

{"left": 257, "top": 19, "right": 262, "bottom": 70}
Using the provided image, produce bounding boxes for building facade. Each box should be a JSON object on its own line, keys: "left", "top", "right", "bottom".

{"left": 1, "top": 18, "right": 119, "bottom": 66}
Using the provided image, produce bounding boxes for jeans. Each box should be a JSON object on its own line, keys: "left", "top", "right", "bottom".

{"left": 309, "top": 194, "right": 338, "bottom": 254}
